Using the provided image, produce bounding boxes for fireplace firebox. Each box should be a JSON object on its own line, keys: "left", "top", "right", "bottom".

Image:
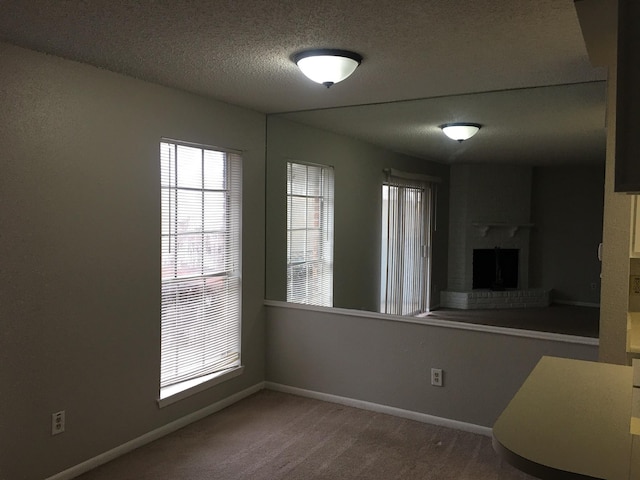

{"left": 472, "top": 248, "right": 518, "bottom": 290}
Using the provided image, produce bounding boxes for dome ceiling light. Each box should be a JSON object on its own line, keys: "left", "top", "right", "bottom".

{"left": 293, "top": 49, "right": 363, "bottom": 88}
{"left": 440, "top": 123, "right": 482, "bottom": 142}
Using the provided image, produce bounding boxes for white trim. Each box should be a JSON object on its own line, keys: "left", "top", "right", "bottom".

{"left": 158, "top": 365, "right": 244, "bottom": 407}
{"left": 552, "top": 300, "right": 600, "bottom": 308}
{"left": 263, "top": 300, "right": 599, "bottom": 347}
{"left": 265, "top": 382, "right": 492, "bottom": 437}
{"left": 46, "top": 382, "right": 265, "bottom": 480}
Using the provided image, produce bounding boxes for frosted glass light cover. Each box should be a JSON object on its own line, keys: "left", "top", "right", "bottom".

{"left": 441, "top": 124, "right": 481, "bottom": 141}
{"left": 295, "top": 51, "right": 361, "bottom": 87}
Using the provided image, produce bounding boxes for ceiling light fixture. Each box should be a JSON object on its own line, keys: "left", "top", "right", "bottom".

{"left": 293, "top": 49, "right": 363, "bottom": 88}
{"left": 440, "top": 123, "right": 481, "bottom": 142}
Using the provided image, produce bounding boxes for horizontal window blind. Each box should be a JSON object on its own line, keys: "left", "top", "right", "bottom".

{"left": 287, "top": 162, "right": 334, "bottom": 307}
{"left": 160, "top": 141, "right": 241, "bottom": 389}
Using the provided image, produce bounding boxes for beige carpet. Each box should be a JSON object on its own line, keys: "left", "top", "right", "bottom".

{"left": 75, "top": 390, "right": 534, "bottom": 480}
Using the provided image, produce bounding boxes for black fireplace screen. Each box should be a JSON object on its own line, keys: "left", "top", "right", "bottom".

{"left": 472, "top": 248, "right": 518, "bottom": 290}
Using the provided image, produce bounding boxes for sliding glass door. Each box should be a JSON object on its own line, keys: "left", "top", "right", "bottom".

{"left": 380, "top": 176, "right": 433, "bottom": 315}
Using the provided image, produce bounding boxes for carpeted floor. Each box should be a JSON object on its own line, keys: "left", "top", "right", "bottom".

{"left": 75, "top": 390, "right": 534, "bottom": 480}
{"left": 428, "top": 304, "right": 599, "bottom": 338}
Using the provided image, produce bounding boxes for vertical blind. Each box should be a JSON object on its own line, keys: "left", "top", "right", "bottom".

{"left": 160, "top": 141, "right": 242, "bottom": 389}
{"left": 380, "top": 174, "right": 434, "bottom": 315}
{"left": 286, "top": 162, "right": 334, "bottom": 307}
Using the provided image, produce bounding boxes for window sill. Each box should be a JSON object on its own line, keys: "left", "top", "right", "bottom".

{"left": 157, "top": 365, "right": 244, "bottom": 408}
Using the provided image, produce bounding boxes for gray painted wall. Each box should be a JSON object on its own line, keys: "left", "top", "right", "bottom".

{"left": 0, "top": 42, "right": 266, "bottom": 480}
{"left": 266, "top": 305, "right": 598, "bottom": 428}
{"left": 0, "top": 39, "right": 608, "bottom": 480}
{"left": 530, "top": 165, "right": 605, "bottom": 304}
{"left": 265, "top": 116, "right": 450, "bottom": 312}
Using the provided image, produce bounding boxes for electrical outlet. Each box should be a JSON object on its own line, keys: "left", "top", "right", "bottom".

{"left": 431, "top": 368, "right": 443, "bottom": 387}
{"left": 590, "top": 282, "right": 597, "bottom": 291}
{"left": 633, "top": 276, "right": 640, "bottom": 295}
{"left": 52, "top": 410, "right": 65, "bottom": 435}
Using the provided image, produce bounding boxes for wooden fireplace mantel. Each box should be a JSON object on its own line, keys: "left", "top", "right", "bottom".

{"left": 471, "top": 222, "right": 534, "bottom": 238}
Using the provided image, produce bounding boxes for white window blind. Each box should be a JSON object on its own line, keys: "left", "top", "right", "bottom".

{"left": 160, "top": 141, "right": 242, "bottom": 390}
{"left": 380, "top": 174, "right": 434, "bottom": 315}
{"left": 287, "top": 162, "right": 334, "bottom": 307}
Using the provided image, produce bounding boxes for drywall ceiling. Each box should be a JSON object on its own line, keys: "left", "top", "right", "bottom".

{"left": 0, "top": 0, "right": 609, "bottom": 164}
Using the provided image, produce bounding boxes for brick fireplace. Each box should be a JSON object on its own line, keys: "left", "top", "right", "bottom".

{"left": 440, "top": 164, "right": 550, "bottom": 310}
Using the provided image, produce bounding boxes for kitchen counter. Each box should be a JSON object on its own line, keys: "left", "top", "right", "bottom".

{"left": 493, "top": 356, "right": 638, "bottom": 479}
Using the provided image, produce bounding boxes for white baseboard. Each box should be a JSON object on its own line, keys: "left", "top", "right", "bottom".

{"left": 264, "top": 382, "right": 492, "bottom": 437}
{"left": 46, "top": 382, "right": 265, "bottom": 480}
{"left": 552, "top": 300, "right": 600, "bottom": 308}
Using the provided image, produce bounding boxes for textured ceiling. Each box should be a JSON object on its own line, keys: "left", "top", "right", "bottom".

{"left": 0, "top": 0, "right": 609, "bottom": 163}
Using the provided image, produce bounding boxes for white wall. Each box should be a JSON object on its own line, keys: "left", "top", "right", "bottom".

{"left": 0, "top": 42, "right": 266, "bottom": 480}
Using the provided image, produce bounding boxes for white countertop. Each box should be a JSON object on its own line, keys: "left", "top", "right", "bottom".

{"left": 492, "top": 356, "right": 635, "bottom": 479}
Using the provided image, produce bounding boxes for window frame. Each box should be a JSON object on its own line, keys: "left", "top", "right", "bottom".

{"left": 286, "top": 161, "right": 334, "bottom": 307}
{"left": 158, "top": 139, "right": 243, "bottom": 406}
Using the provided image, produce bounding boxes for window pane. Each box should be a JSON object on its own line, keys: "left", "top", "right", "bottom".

{"left": 204, "top": 150, "right": 225, "bottom": 190}
{"left": 288, "top": 230, "right": 307, "bottom": 263}
{"left": 160, "top": 142, "right": 176, "bottom": 187}
{"left": 161, "top": 188, "right": 176, "bottom": 236}
{"left": 305, "top": 229, "right": 322, "bottom": 262}
{"left": 288, "top": 196, "right": 307, "bottom": 230}
{"left": 175, "top": 233, "right": 203, "bottom": 278}
{"left": 177, "top": 190, "right": 202, "bottom": 233}
{"left": 203, "top": 191, "right": 226, "bottom": 232}
{"left": 286, "top": 162, "right": 333, "bottom": 307}
{"left": 306, "top": 167, "right": 321, "bottom": 196}
{"left": 307, "top": 197, "right": 321, "bottom": 228}
{"left": 161, "top": 235, "right": 176, "bottom": 280}
{"left": 202, "top": 232, "right": 227, "bottom": 275}
{"left": 289, "top": 163, "right": 308, "bottom": 195}
{"left": 176, "top": 145, "right": 202, "bottom": 189}
{"left": 161, "top": 141, "right": 242, "bottom": 391}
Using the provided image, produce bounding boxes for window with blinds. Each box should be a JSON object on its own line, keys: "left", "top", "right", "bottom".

{"left": 380, "top": 174, "right": 434, "bottom": 316}
{"left": 160, "top": 141, "right": 242, "bottom": 395}
{"left": 286, "top": 162, "right": 334, "bottom": 307}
